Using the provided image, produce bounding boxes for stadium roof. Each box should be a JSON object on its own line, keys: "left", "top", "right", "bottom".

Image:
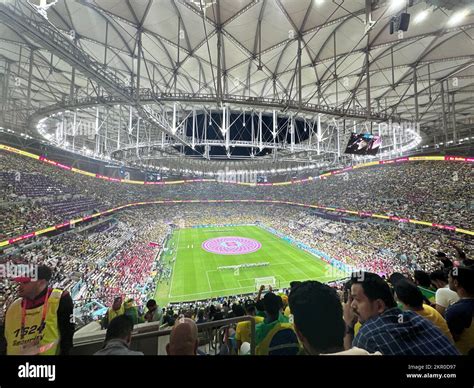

{"left": 0, "top": 0, "right": 473, "bottom": 171}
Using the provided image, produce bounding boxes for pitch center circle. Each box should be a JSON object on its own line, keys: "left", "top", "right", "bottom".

{"left": 202, "top": 236, "right": 261, "bottom": 255}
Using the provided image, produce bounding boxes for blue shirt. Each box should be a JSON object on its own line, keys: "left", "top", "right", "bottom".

{"left": 353, "top": 307, "right": 459, "bottom": 355}
{"left": 445, "top": 298, "right": 474, "bottom": 355}
{"left": 445, "top": 299, "right": 474, "bottom": 335}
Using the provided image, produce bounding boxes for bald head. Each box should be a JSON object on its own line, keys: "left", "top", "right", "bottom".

{"left": 166, "top": 317, "right": 199, "bottom": 356}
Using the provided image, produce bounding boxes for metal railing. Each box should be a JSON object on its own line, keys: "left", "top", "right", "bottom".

{"left": 72, "top": 315, "right": 256, "bottom": 355}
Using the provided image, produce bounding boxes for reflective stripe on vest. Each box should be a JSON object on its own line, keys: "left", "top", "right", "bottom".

{"left": 5, "top": 288, "right": 63, "bottom": 356}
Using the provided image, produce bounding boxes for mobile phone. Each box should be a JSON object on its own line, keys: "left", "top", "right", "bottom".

{"left": 343, "top": 289, "right": 349, "bottom": 304}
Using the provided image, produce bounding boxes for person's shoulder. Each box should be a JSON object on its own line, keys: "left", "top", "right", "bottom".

{"left": 436, "top": 287, "right": 456, "bottom": 297}
{"left": 7, "top": 297, "right": 22, "bottom": 308}
{"left": 128, "top": 350, "right": 144, "bottom": 356}
{"left": 421, "top": 304, "right": 439, "bottom": 317}
{"left": 360, "top": 308, "right": 405, "bottom": 331}
{"left": 325, "top": 347, "right": 382, "bottom": 356}
{"left": 447, "top": 299, "right": 474, "bottom": 314}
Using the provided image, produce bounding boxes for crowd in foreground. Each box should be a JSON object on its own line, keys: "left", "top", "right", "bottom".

{"left": 1, "top": 259, "right": 473, "bottom": 356}
{"left": 0, "top": 146, "right": 473, "bottom": 356}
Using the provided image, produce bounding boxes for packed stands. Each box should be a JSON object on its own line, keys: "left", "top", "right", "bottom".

{"left": 0, "top": 147, "right": 473, "bottom": 356}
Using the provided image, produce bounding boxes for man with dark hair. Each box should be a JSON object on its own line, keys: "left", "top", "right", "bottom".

{"left": 387, "top": 272, "right": 406, "bottom": 286}
{"left": 196, "top": 309, "right": 206, "bottom": 324}
{"left": 94, "top": 315, "right": 143, "bottom": 355}
{"left": 4, "top": 265, "right": 74, "bottom": 355}
{"left": 289, "top": 280, "right": 377, "bottom": 355}
{"left": 255, "top": 299, "right": 265, "bottom": 318}
{"left": 283, "top": 281, "right": 302, "bottom": 317}
{"left": 144, "top": 299, "right": 162, "bottom": 324}
{"left": 289, "top": 281, "right": 302, "bottom": 289}
{"left": 413, "top": 270, "right": 432, "bottom": 288}
{"left": 446, "top": 266, "right": 474, "bottom": 355}
{"left": 344, "top": 272, "right": 459, "bottom": 355}
{"left": 393, "top": 280, "right": 453, "bottom": 342}
{"left": 102, "top": 296, "right": 124, "bottom": 329}
{"left": 430, "top": 270, "right": 459, "bottom": 316}
{"left": 436, "top": 251, "right": 454, "bottom": 269}
{"left": 255, "top": 292, "right": 297, "bottom": 355}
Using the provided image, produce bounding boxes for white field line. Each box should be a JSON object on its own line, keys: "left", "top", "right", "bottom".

{"left": 168, "top": 229, "right": 181, "bottom": 298}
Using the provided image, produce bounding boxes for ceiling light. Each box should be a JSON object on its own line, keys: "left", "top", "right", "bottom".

{"left": 447, "top": 9, "right": 470, "bottom": 27}
{"left": 413, "top": 9, "right": 429, "bottom": 24}
{"left": 389, "top": 0, "right": 405, "bottom": 12}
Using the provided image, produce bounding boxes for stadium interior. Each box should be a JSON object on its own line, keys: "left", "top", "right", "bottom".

{"left": 0, "top": 0, "right": 473, "bottom": 360}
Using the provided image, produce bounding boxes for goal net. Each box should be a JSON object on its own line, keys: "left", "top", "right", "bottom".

{"left": 255, "top": 276, "right": 277, "bottom": 290}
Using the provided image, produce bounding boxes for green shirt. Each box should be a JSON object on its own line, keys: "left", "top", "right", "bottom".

{"left": 255, "top": 313, "right": 289, "bottom": 345}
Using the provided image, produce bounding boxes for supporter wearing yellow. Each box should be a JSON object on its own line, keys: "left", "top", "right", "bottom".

{"left": 102, "top": 296, "right": 124, "bottom": 329}
{"left": 446, "top": 267, "right": 474, "bottom": 355}
{"left": 354, "top": 321, "right": 362, "bottom": 336}
{"left": 255, "top": 293, "right": 299, "bottom": 355}
{"left": 235, "top": 304, "right": 264, "bottom": 352}
{"left": 417, "top": 305, "right": 453, "bottom": 342}
{"left": 4, "top": 265, "right": 74, "bottom": 355}
{"left": 393, "top": 280, "right": 454, "bottom": 343}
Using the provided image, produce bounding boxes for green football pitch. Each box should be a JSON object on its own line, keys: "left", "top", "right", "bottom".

{"left": 154, "top": 225, "right": 346, "bottom": 305}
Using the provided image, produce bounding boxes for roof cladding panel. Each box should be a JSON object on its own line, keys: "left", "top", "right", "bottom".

{"left": 0, "top": 0, "right": 472, "bottom": 133}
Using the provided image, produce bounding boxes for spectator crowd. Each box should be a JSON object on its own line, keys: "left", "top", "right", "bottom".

{"left": 0, "top": 147, "right": 473, "bottom": 356}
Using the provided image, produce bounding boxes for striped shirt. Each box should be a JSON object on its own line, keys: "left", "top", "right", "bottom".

{"left": 353, "top": 307, "right": 460, "bottom": 355}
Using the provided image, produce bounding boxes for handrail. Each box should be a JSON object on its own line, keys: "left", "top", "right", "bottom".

{"left": 73, "top": 315, "right": 257, "bottom": 355}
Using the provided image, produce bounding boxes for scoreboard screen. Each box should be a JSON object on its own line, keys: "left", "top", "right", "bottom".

{"left": 146, "top": 172, "right": 161, "bottom": 182}
{"left": 345, "top": 133, "right": 382, "bottom": 156}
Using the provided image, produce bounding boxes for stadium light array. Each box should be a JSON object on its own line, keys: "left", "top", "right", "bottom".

{"left": 413, "top": 9, "right": 429, "bottom": 24}
{"left": 447, "top": 9, "right": 470, "bottom": 26}
{"left": 389, "top": 0, "right": 406, "bottom": 12}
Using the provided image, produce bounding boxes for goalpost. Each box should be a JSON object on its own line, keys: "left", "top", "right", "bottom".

{"left": 255, "top": 276, "right": 278, "bottom": 290}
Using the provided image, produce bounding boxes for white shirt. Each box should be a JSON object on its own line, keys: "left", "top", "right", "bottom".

{"left": 435, "top": 285, "right": 459, "bottom": 308}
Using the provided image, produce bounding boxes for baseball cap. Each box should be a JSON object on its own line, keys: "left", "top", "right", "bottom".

{"left": 12, "top": 265, "right": 52, "bottom": 283}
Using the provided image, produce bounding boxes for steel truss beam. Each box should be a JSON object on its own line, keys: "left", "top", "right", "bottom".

{"left": 33, "top": 92, "right": 398, "bottom": 123}
{"left": 0, "top": 0, "right": 191, "bottom": 148}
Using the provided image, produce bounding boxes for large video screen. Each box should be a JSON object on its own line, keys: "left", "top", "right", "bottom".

{"left": 344, "top": 133, "right": 382, "bottom": 155}
{"left": 146, "top": 171, "right": 161, "bottom": 182}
